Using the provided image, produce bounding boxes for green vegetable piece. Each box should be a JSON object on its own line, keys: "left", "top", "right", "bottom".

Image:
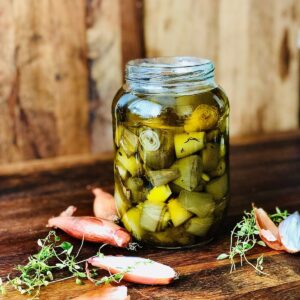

{"left": 168, "top": 198, "right": 193, "bottom": 227}
{"left": 125, "top": 177, "right": 145, "bottom": 203}
{"left": 184, "top": 104, "right": 219, "bottom": 132}
{"left": 147, "top": 168, "right": 180, "bottom": 186}
{"left": 201, "top": 173, "right": 210, "bottom": 182}
{"left": 178, "top": 190, "right": 215, "bottom": 218}
{"left": 185, "top": 216, "right": 214, "bottom": 237}
{"left": 169, "top": 225, "right": 195, "bottom": 245}
{"left": 122, "top": 207, "right": 144, "bottom": 240}
{"left": 120, "top": 128, "right": 139, "bottom": 157}
{"left": 219, "top": 135, "right": 226, "bottom": 158}
{"left": 115, "top": 163, "right": 127, "bottom": 181}
{"left": 210, "top": 159, "right": 226, "bottom": 177}
{"left": 116, "top": 148, "right": 141, "bottom": 176}
{"left": 140, "top": 200, "right": 165, "bottom": 232}
{"left": 171, "top": 155, "right": 203, "bottom": 191}
{"left": 206, "top": 173, "right": 228, "bottom": 201}
{"left": 158, "top": 209, "right": 171, "bottom": 231}
{"left": 174, "top": 132, "right": 206, "bottom": 158}
{"left": 206, "top": 129, "right": 220, "bottom": 142}
{"left": 147, "top": 184, "right": 172, "bottom": 203}
{"left": 202, "top": 143, "right": 219, "bottom": 172}
{"left": 175, "top": 95, "right": 197, "bottom": 117}
{"left": 114, "top": 175, "right": 131, "bottom": 217}
{"left": 138, "top": 129, "right": 175, "bottom": 170}
{"left": 114, "top": 125, "right": 124, "bottom": 147}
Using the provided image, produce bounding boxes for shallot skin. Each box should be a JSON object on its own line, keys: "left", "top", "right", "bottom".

{"left": 93, "top": 188, "right": 118, "bottom": 221}
{"left": 47, "top": 207, "right": 131, "bottom": 248}
{"left": 253, "top": 206, "right": 285, "bottom": 251}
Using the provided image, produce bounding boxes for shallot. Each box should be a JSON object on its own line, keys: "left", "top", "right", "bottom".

{"left": 279, "top": 212, "right": 300, "bottom": 253}
{"left": 47, "top": 206, "right": 131, "bottom": 248}
{"left": 253, "top": 206, "right": 300, "bottom": 253}
{"left": 88, "top": 256, "right": 177, "bottom": 285}
{"left": 72, "top": 285, "right": 129, "bottom": 300}
{"left": 93, "top": 188, "right": 118, "bottom": 221}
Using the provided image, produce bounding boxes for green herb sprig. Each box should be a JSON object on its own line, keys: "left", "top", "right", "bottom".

{"left": 0, "top": 232, "right": 143, "bottom": 299}
{"left": 217, "top": 207, "right": 289, "bottom": 275}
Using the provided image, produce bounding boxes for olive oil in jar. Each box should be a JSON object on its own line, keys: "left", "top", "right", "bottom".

{"left": 112, "top": 57, "right": 229, "bottom": 248}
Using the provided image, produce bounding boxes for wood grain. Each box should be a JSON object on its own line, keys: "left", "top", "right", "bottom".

{"left": 87, "top": 0, "right": 123, "bottom": 153}
{"left": 0, "top": 0, "right": 89, "bottom": 164}
{"left": 120, "top": 0, "right": 144, "bottom": 73}
{"left": 0, "top": 131, "right": 300, "bottom": 299}
{"left": 144, "top": 0, "right": 300, "bottom": 137}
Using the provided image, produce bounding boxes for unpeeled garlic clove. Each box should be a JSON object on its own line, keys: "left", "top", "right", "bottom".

{"left": 279, "top": 211, "right": 300, "bottom": 253}
{"left": 253, "top": 206, "right": 285, "bottom": 251}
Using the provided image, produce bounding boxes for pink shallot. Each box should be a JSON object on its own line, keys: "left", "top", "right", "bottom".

{"left": 47, "top": 206, "right": 131, "bottom": 248}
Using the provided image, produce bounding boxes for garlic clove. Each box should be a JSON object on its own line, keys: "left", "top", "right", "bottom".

{"left": 279, "top": 211, "right": 300, "bottom": 253}
{"left": 253, "top": 206, "right": 285, "bottom": 251}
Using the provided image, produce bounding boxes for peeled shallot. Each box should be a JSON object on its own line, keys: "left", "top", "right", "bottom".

{"left": 92, "top": 188, "right": 118, "bottom": 221}
{"left": 88, "top": 255, "right": 177, "bottom": 285}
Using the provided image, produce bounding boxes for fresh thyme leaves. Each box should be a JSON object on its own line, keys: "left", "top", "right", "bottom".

{"left": 217, "top": 207, "right": 289, "bottom": 275}
{"left": 1, "top": 231, "right": 89, "bottom": 299}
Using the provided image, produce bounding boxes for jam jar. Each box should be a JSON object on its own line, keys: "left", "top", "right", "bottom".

{"left": 112, "top": 57, "right": 229, "bottom": 248}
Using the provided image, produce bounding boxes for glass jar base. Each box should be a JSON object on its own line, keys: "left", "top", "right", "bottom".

{"left": 143, "top": 236, "right": 215, "bottom": 250}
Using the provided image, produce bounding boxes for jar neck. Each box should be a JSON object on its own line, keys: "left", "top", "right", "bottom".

{"left": 125, "top": 57, "right": 216, "bottom": 95}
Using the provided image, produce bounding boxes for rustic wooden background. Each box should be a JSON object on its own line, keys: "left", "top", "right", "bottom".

{"left": 0, "top": 0, "right": 299, "bottom": 165}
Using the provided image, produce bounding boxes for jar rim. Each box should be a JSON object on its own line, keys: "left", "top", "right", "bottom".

{"left": 125, "top": 56, "right": 215, "bottom": 94}
{"left": 127, "top": 56, "right": 212, "bottom": 69}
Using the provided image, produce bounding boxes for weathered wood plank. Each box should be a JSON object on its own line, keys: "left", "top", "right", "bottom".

{"left": 0, "top": 131, "right": 300, "bottom": 299}
{"left": 120, "top": 0, "right": 145, "bottom": 73}
{"left": 144, "top": 0, "right": 299, "bottom": 137}
{"left": 0, "top": 0, "right": 89, "bottom": 164}
{"left": 87, "top": 0, "right": 123, "bottom": 153}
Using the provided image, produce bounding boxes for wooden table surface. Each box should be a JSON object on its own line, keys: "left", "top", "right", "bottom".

{"left": 0, "top": 131, "right": 300, "bottom": 300}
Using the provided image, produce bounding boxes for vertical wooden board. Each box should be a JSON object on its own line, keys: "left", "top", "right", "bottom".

{"left": 0, "top": 0, "right": 19, "bottom": 164}
{"left": 144, "top": 0, "right": 220, "bottom": 62}
{"left": 217, "top": 0, "right": 250, "bottom": 136}
{"left": 144, "top": 0, "right": 299, "bottom": 136}
{"left": 87, "top": 0, "right": 122, "bottom": 153}
{"left": 0, "top": 0, "right": 89, "bottom": 164}
{"left": 120, "top": 0, "right": 144, "bottom": 73}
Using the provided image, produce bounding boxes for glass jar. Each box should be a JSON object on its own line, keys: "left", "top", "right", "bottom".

{"left": 112, "top": 57, "right": 229, "bottom": 248}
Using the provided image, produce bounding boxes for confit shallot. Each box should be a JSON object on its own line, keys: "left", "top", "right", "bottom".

{"left": 72, "top": 285, "right": 129, "bottom": 300}
{"left": 253, "top": 206, "right": 300, "bottom": 253}
{"left": 88, "top": 256, "right": 177, "bottom": 285}
{"left": 93, "top": 188, "right": 118, "bottom": 221}
{"left": 47, "top": 206, "right": 131, "bottom": 248}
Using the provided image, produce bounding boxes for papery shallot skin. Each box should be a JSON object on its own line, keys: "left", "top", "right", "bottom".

{"left": 279, "top": 211, "right": 300, "bottom": 253}
{"left": 47, "top": 214, "right": 131, "bottom": 248}
{"left": 253, "top": 206, "right": 285, "bottom": 251}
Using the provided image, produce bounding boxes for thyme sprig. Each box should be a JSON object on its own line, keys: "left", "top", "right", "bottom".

{"left": 217, "top": 207, "right": 289, "bottom": 275}
{"left": 0, "top": 232, "right": 143, "bottom": 299}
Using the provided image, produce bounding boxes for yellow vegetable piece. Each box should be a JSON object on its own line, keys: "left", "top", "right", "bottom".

{"left": 184, "top": 104, "right": 219, "bottom": 132}
{"left": 174, "top": 132, "right": 206, "bottom": 158}
{"left": 122, "top": 207, "right": 144, "bottom": 240}
{"left": 114, "top": 176, "right": 131, "bottom": 217}
{"left": 168, "top": 199, "right": 193, "bottom": 227}
{"left": 115, "top": 163, "right": 127, "bottom": 181}
{"left": 147, "top": 184, "right": 172, "bottom": 203}
{"left": 114, "top": 125, "right": 124, "bottom": 147}
{"left": 116, "top": 148, "right": 141, "bottom": 176}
